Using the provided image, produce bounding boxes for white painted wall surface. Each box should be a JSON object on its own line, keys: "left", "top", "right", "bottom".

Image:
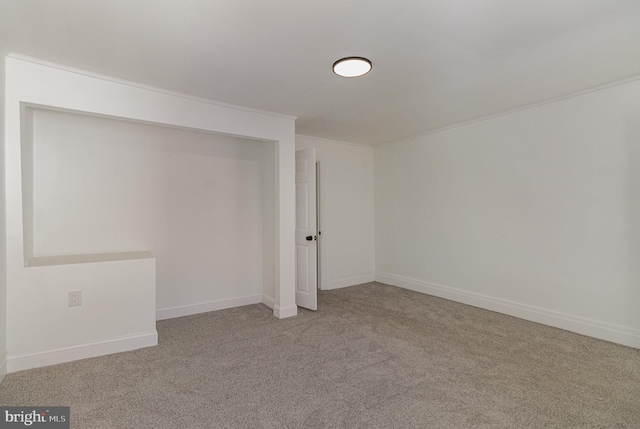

{"left": 375, "top": 79, "right": 640, "bottom": 348}
{"left": 0, "top": 46, "right": 7, "bottom": 380}
{"left": 261, "top": 142, "right": 277, "bottom": 307}
{"left": 30, "top": 108, "right": 274, "bottom": 315}
{"left": 296, "top": 136, "right": 374, "bottom": 290}
{"left": 4, "top": 55, "right": 296, "bottom": 371}
{"left": 8, "top": 257, "right": 157, "bottom": 372}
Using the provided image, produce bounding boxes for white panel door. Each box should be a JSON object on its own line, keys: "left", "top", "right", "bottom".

{"left": 295, "top": 148, "right": 317, "bottom": 310}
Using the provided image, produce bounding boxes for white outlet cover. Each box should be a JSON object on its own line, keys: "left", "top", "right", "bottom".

{"left": 68, "top": 290, "right": 82, "bottom": 307}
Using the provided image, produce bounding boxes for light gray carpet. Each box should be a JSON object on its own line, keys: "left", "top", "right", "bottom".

{"left": 1, "top": 282, "right": 639, "bottom": 428}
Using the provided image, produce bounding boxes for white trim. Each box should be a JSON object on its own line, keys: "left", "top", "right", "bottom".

{"left": 273, "top": 304, "right": 297, "bottom": 319}
{"left": 0, "top": 358, "right": 6, "bottom": 384}
{"left": 323, "top": 273, "right": 375, "bottom": 290}
{"left": 156, "top": 295, "right": 262, "bottom": 320}
{"left": 375, "top": 272, "right": 640, "bottom": 349}
{"left": 376, "top": 73, "right": 640, "bottom": 148}
{"left": 296, "top": 134, "right": 374, "bottom": 148}
{"left": 7, "top": 53, "right": 297, "bottom": 121}
{"left": 7, "top": 331, "right": 158, "bottom": 373}
{"left": 262, "top": 295, "right": 276, "bottom": 309}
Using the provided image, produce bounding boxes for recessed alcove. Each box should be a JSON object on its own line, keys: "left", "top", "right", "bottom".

{"left": 21, "top": 106, "right": 276, "bottom": 314}
{"left": 5, "top": 57, "right": 296, "bottom": 372}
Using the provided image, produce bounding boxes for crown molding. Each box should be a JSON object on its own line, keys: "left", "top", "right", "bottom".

{"left": 376, "top": 73, "right": 640, "bottom": 148}
{"left": 296, "top": 133, "right": 374, "bottom": 148}
{"left": 6, "top": 53, "right": 298, "bottom": 121}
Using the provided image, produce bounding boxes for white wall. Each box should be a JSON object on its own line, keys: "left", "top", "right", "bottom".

{"left": 0, "top": 45, "right": 7, "bottom": 381}
{"left": 29, "top": 108, "right": 275, "bottom": 318}
{"left": 262, "top": 142, "right": 277, "bottom": 305}
{"left": 296, "top": 135, "right": 374, "bottom": 290}
{"left": 4, "top": 55, "right": 296, "bottom": 371}
{"left": 375, "top": 78, "right": 640, "bottom": 348}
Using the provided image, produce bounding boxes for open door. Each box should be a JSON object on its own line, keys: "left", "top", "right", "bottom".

{"left": 295, "top": 148, "right": 317, "bottom": 310}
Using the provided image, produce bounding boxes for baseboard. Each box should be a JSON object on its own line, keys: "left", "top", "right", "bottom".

{"left": 7, "top": 331, "right": 158, "bottom": 373}
{"left": 0, "top": 357, "right": 6, "bottom": 384}
{"left": 262, "top": 295, "right": 275, "bottom": 309}
{"left": 375, "top": 272, "right": 640, "bottom": 349}
{"left": 156, "top": 294, "right": 263, "bottom": 320}
{"left": 273, "top": 304, "right": 297, "bottom": 319}
{"left": 323, "top": 273, "right": 375, "bottom": 290}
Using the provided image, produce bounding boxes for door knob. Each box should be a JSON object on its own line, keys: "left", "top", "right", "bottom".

{"left": 306, "top": 236, "right": 313, "bottom": 241}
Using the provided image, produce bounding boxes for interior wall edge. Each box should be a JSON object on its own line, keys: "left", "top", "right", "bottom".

{"left": 0, "top": 37, "right": 8, "bottom": 57}
{"left": 0, "top": 37, "right": 7, "bottom": 384}
{"left": 322, "top": 273, "right": 375, "bottom": 290}
{"left": 375, "top": 272, "right": 640, "bottom": 350}
{"left": 262, "top": 295, "right": 275, "bottom": 310}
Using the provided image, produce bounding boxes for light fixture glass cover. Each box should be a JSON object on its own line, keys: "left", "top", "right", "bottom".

{"left": 333, "top": 57, "right": 372, "bottom": 77}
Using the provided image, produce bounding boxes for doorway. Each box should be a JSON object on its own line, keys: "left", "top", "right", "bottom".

{"left": 295, "top": 148, "right": 318, "bottom": 310}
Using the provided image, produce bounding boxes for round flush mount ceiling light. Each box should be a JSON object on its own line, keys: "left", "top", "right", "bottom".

{"left": 332, "top": 57, "right": 372, "bottom": 78}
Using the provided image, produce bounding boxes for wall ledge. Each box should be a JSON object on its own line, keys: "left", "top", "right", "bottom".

{"left": 26, "top": 251, "right": 154, "bottom": 267}
{"left": 375, "top": 272, "right": 640, "bottom": 350}
{"left": 7, "top": 331, "right": 158, "bottom": 373}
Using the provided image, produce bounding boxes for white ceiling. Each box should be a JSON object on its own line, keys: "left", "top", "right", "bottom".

{"left": 1, "top": 0, "right": 640, "bottom": 145}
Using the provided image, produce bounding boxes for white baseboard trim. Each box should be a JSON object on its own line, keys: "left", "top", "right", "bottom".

{"left": 262, "top": 295, "right": 275, "bottom": 309}
{"left": 322, "top": 273, "right": 375, "bottom": 290}
{"left": 7, "top": 331, "right": 158, "bottom": 373}
{"left": 375, "top": 272, "right": 640, "bottom": 349}
{"left": 156, "top": 294, "right": 263, "bottom": 321}
{"left": 0, "top": 357, "right": 6, "bottom": 384}
{"left": 273, "top": 304, "right": 297, "bottom": 319}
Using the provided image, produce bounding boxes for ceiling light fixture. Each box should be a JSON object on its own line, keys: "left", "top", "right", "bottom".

{"left": 332, "top": 57, "right": 372, "bottom": 78}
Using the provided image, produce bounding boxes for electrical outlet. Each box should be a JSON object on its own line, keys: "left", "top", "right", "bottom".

{"left": 68, "top": 290, "right": 82, "bottom": 307}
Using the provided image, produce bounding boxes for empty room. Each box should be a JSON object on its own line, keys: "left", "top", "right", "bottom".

{"left": 0, "top": 1, "right": 639, "bottom": 428}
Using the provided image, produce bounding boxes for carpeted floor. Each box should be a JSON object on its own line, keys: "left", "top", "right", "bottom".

{"left": 1, "top": 282, "right": 639, "bottom": 428}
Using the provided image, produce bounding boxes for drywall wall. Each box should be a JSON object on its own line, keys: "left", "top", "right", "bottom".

{"left": 29, "top": 108, "right": 275, "bottom": 318}
{"left": 375, "top": 78, "right": 640, "bottom": 348}
{"left": 4, "top": 55, "right": 296, "bottom": 371}
{"left": 8, "top": 257, "right": 157, "bottom": 372}
{"left": 296, "top": 135, "right": 374, "bottom": 289}
{"left": 0, "top": 46, "right": 6, "bottom": 381}
{"left": 262, "top": 142, "right": 277, "bottom": 306}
